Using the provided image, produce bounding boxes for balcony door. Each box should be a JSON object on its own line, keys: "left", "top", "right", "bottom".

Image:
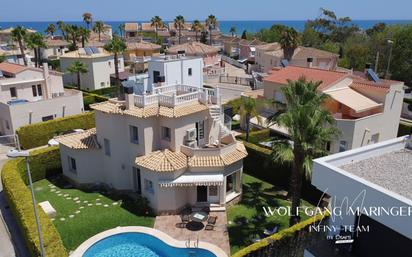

{"left": 196, "top": 186, "right": 208, "bottom": 202}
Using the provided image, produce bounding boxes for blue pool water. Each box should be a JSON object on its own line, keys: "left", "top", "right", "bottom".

{"left": 83, "top": 232, "right": 217, "bottom": 257}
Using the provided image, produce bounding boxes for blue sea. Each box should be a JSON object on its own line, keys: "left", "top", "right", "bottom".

{"left": 1, "top": 20, "right": 411, "bottom": 35}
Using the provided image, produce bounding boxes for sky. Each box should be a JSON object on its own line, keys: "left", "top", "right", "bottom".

{"left": 1, "top": 0, "right": 411, "bottom": 21}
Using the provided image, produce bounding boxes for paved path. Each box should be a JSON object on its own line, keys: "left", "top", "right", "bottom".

{"left": 0, "top": 145, "right": 29, "bottom": 257}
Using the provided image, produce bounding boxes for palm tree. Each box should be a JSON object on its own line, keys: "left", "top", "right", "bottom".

{"left": 82, "top": 12, "right": 93, "bottom": 30}
{"left": 205, "top": 15, "right": 218, "bottom": 45}
{"left": 279, "top": 27, "right": 300, "bottom": 61}
{"left": 57, "top": 21, "right": 67, "bottom": 40}
{"left": 174, "top": 15, "right": 185, "bottom": 44}
{"left": 239, "top": 96, "right": 261, "bottom": 142}
{"left": 25, "top": 32, "right": 46, "bottom": 67}
{"left": 151, "top": 16, "right": 164, "bottom": 41}
{"left": 118, "top": 24, "right": 125, "bottom": 38}
{"left": 229, "top": 26, "right": 237, "bottom": 37}
{"left": 104, "top": 36, "right": 127, "bottom": 98}
{"left": 268, "top": 78, "right": 338, "bottom": 226}
{"left": 65, "top": 25, "right": 80, "bottom": 50}
{"left": 78, "top": 27, "right": 90, "bottom": 48}
{"left": 93, "top": 21, "right": 105, "bottom": 42}
{"left": 191, "top": 20, "right": 203, "bottom": 42}
{"left": 0, "top": 54, "right": 6, "bottom": 63}
{"left": 45, "top": 23, "right": 56, "bottom": 37}
{"left": 66, "top": 61, "right": 88, "bottom": 89}
{"left": 11, "top": 26, "right": 28, "bottom": 66}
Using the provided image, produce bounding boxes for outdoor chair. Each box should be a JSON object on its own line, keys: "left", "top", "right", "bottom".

{"left": 181, "top": 214, "right": 190, "bottom": 223}
{"left": 175, "top": 222, "right": 187, "bottom": 228}
{"left": 207, "top": 216, "right": 217, "bottom": 225}
{"left": 205, "top": 224, "right": 215, "bottom": 231}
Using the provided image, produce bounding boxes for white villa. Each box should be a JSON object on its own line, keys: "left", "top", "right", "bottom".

{"left": 56, "top": 55, "right": 247, "bottom": 214}
{"left": 251, "top": 65, "right": 405, "bottom": 154}
{"left": 60, "top": 47, "right": 125, "bottom": 91}
{"left": 309, "top": 136, "right": 412, "bottom": 257}
{"left": 0, "top": 62, "right": 84, "bottom": 135}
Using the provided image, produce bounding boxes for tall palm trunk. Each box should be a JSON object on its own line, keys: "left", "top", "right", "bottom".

{"left": 245, "top": 114, "right": 251, "bottom": 142}
{"left": 209, "top": 26, "right": 212, "bottom": 45}
{"left": 195, "top": 31, "right": 198, "bottom": 42}
{"left": 155, "top": 26, "right": 158, "bottom": 42}
{"left": 289, "top": 145, "right": 304, "bottom": 226}
{"left": 77, "top": 71, "right": 81, "bottom": 89}
{"left": 37, "top": 47, "right": 42, "bottom": 67}
{"left": 98, "top": 32, "right": 101, "bottom": 42}
{"left": 114, "top": 52, "right": 124, "bottom": 99}
{"left": 18, "top": 40, "right": 27, "bottom": 66}
{"left": 178, "top": 28, "right": 181, "bottom": 44}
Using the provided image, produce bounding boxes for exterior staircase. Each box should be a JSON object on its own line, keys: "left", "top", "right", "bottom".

{"left": 209, "top": 105, "right": 231, "bottom": 138}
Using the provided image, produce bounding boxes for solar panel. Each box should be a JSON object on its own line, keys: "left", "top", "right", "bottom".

{"left": 84, "top": 47, "right": 93, "bottom": 55}
{"left": 367, "top": 69, "right": 380, "bottom": 83}
{"left": 281, "top": 59, "right": 289, "bottom": 68}
{"left": 90, "top": 46, "right": 100, "bottom": 54}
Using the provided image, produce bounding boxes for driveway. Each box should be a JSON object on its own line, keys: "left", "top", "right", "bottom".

{"left": 0, "top": 145, "right": 29, "bottom": 257}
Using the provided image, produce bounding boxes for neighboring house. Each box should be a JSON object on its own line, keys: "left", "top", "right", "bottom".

{"left": 0, "top": 27, "right": 36, "bottom": 44}
{"left": 60, "top": 47, "right": 125, "bottom": 91}
{"left": 309, "top": 136, "right": 412, "bottom": 257}
{"left": 56, "top": 56, "right": 247, "bottom": 214}
{"left": 238, "top": 39, "right": 263, "bottom": 63}
{"left": 223, "top": 36, "right": 241, "bottom": 57}
{"left": 147, "top": 55, "right": 204, "bottom": 89}
{"left": 125, "top": 41, "right": 161, "bottom": 73}
{"left": 125, "top": 23, "right": 140, "bottom": 39}
{"left": 255, "top": 43, "right": 339, "bottom": 72}
{"left": 0, "top": 62, "right": 84, "bottom": 135}
{"left": 167, "top": 42, "right": 222, "bottom": 74}
{"left": 0, "top": 45, "right": 31, "bottom": 66}
{"left": 41, "top": 38, "right": 70, "bottom": 60}
{"left": 259, "top": 65, "right": 404, "bottom": 153}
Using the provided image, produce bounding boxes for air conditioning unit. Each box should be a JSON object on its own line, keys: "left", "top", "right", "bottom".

{"left": 186, "top": 128, "right": 197, "bottom": 141}
{"left": 185, "top": 140, "right": 197, "bottom": 148}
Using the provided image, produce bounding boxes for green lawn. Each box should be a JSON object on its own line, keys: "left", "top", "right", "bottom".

{"left": 33, "top": 176, "right": 155, "bottom": 251}
{"left": 227, "top": 174, "right": 314, "bottom": 254}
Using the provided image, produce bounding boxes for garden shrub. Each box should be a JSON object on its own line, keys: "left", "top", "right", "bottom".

{"left": 16, "top": 112, "right": 96, "bottom": 149}
{"left": 237, "top": 129, "right": 271, "bottom": 144}
{"left": 1, "top": 148, "right": 67, "bottom": 257}
{"left": 231, "top": 213, "right": 329, "bottom": 257}
{"left": 83, "top": 93, "right": 108, "bottom": 110}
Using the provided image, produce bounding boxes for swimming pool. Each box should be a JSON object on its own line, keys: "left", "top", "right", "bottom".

{"left": 71, "top": 226, "right": 227, "bottom": 257}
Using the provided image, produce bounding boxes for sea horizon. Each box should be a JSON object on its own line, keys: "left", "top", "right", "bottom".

{"left": 1, "top": 19, "right": 411, "bottom": 35}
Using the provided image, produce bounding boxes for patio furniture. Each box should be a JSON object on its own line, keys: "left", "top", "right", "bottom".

{"left": 175, "top": 222, "right": 187, "bottom": 228}
{"left": 263, "top": 225, "right": 279, "bottom": 236}
{"left": 207, "top": 215, "right": 217, "bottom": 225}
{"left": 181, "top": 214, "right": 190, "bottom": 223}
{"left": 205, "top": 224, "right": 215, "bottom": 231}
{"left": 190, "top": 211, "right": 208, "bottom": 223}
{"left": 39, "top": 201, "right": 56, "bottom": 218}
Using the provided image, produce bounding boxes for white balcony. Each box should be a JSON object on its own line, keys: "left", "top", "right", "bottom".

{"left": 133, "top": 84, "right": 220, "bottom": 108}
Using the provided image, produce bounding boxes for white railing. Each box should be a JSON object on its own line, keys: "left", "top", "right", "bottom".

{"left": 175, "top": 91, "right": 200, "bottom": 105}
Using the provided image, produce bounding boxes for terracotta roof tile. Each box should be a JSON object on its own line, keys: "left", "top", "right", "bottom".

{"left": 167, "top": 42, "right": 219, "bottom": 56}
{"left": 0, "top": 62, "right": 28, "bottom": 74}
{"left": 56, "top": 128, "right": 100, "bottom": 149}
{"left": 136, "top": 149, "right": 187, "bottom": 172}
{"left": 126, "top": 41, "right": 161, "bottom": 51}
{"left": 264, "top": 66, "right": 348, "bottom": 91}
{"left": 125, "top": 23, "right": 139, "bottom": 32}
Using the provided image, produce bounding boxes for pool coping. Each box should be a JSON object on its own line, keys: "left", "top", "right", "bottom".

{"left": 70, "top": 226, "right": 228, "bottom": 257}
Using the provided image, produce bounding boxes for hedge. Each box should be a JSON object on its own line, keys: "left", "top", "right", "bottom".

{"left": 16, "top": 112, "right": 96, "bottom": 149}
{"left": 1, "top": 147, "right": 67, "bottom": 257}
{"left": 237, "top": 129, "right": 271, "bottom": 145}
{"left": 83, "top": 93, "right": 108, "bottom": 110}
{"left": 231, "top": 212, "right": 329, "bottom": 257}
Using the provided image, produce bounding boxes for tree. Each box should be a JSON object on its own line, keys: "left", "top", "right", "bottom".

{"left": 82, "top": 12, "right": 93, "bottom": 30}
{"left": 340, "top": 34, "right": 370, "bottom": 71}
{"left": 45, "top": 23, "right": 56, "bottom": 37}
{"left": 174, "top": 15, "right": 185, "bottom": 44}
{"left": 200, "top": 30, "right": 208, "bottom": 44}
{"left": 151, "top": 16, "right": 164, "bottom": 42}
{"left": 25, "top": 32, "right": 46, "bottom": 68}
{"left": 229, "top": 26, "right": 237, "bottom": 37}
{"left": 241, "top": 30, "right": 247, "bottom": 39}
{"left": 11, "top": 26, "right": 28, "bottom": 66}
{"left": 256, "top": 24, "right": 291, "bottom": 43}
{"left": 390, "top": 25, "right": 412, "bottom": 87}
{"left": 118, "top": 24, "right": 125, "bottom": 38}
{"left": 66, "top": 61, "right": 88, "bottom": 89}
{"left": 78, "top": 27, "right": 90, "bottom": 48}
{"left": 366, "top": 22, "right": 386, "bottom": 37}
{"left": 93, "top": 21, "right": 105, "bottom": 42}
{"left": 206, "top": 15, "right": 218, "bottom": 45}
{"left": 191, "top": 20, "right": 203, "bottom": 42}
{"left": 239, "top": 97, "right": 261, "bottom": 142}
{"left": 104, "top": 37, "right": 127, "bottom": 98}
{"left": 269, "top": 78, "right": 338, "bottom": 226}
{"left": 57, "top": 21, "right": 67, "bottom": 40}
{"left": 280, "top": 27, "right": 300, "bottom": 61}
{"left": 66, "top": 25, "right": 80, "bottom": 50}
{"left": 0, "top": 54, "right": 5, "bottom": 63}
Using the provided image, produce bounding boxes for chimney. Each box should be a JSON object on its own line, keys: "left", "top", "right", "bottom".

{"left": 307, "top": 57, "right": 313, "bottom": 68}
{"left": 123, "top": 83, "right": 135, "bottom": 109}
{"left": 42, "top": 63, "right": 51, "bottom": 99}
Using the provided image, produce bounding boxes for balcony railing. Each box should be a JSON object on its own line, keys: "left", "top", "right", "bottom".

{"left": 133, "top": 84, "right": 220, "bottom": 108}
{"left": 180, "top": 134, "right": 237, "bottom": 157}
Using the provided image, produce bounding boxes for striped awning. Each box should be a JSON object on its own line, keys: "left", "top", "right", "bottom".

{"left": 159, "top": 174, "right": 224, "bottom": 187}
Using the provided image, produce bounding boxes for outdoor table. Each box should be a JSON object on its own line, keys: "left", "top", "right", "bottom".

{"left": 190, "top": 211, "right": 208, "bottom": 223}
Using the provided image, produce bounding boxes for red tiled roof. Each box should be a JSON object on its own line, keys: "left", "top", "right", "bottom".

{"left": 0, "top": 62, "right": 29, "bottom": 74}
{"left": 263, "top": 66, "right": 348, "bottom": 90}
